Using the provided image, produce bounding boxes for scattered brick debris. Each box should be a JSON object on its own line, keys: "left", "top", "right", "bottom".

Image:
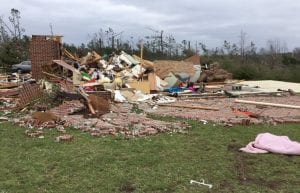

{"left": 56, "top": 134, "right": 73, "bottom": 142}
{"left": 15, "top": 102, "right": 190, "bottom": 139}
{"left": 146, "top": 95, "right": 300, "bottom": 126}
{"left": 25, "top": 129, "right": 44, "bottom": 138}
{"left": 49, "top": 100, "right": 85, "bottom": 117}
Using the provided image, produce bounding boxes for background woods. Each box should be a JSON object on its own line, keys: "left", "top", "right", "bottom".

{"left": 1, "top": 9, "right": 300, "bottom": 82}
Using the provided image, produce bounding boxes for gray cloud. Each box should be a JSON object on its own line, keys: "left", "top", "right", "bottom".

{"left": 1, "top": 0, "right": 299, "bottom": 49}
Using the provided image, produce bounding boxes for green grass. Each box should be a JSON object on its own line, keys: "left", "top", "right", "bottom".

{"left": 0, "top": 120, "right": 300, "bottom": 193}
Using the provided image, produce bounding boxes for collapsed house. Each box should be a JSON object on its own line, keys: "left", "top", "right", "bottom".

{"left": 1, "top": 35, "right": 300, "bottom": 140}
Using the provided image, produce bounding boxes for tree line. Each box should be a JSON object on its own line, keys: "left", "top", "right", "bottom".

{"left": 1, "top": 9, "right": 300, "bottom": 82}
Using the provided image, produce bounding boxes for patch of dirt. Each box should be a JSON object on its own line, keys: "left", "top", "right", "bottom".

{"left": 234, "top": 153, "right": 248, "bottom": 182}
{"left": 227, "top": 143, "right": 242, "bottom": 152}
{"left": 232, "top": 148, "right": 283, "bottom": 190}
{"left": 245, "top": 177, "right": 282, "bottom": 190}
{"left": 119, "top": 181, "right": 135, "bottom": 193}
{"left": 218, "top": 180, "right": 235, "bottom": 193}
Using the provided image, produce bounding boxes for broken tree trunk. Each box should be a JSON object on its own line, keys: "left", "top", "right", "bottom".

{"left": 158, "top": 104, "right": 219, "bottom": 111}
{"left": 235, "top": 99, "right": 300, "bottom": 109}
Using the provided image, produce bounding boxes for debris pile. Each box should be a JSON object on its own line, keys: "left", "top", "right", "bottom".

{"left": 146, "top": 95, "right": 300, "bottom": 126}
{"left": 48, "top": 100, "right": 85, "bottom": 117}
{"left": 2, "top": 35, "right": 300, "bottom": 141}
{"left": 15, "top": 103, "right": 190, "bottom": 138}
{"left": 199, "top": 62, "right": 232, "bottom": 82}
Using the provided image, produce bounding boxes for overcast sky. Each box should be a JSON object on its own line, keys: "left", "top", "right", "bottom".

{"left": 1, "top": 0, "right": 300, "bottom": 50}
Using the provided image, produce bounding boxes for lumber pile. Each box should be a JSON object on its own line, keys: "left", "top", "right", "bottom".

{"left": 199, "top": 62, "right": 232, "bottom": 82}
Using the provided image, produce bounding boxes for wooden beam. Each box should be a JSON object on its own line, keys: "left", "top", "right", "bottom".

{"left": 78, "top": 87, "right": 96, "bottom": 114}
{"left": 158, "top": 104, "right": 219, "bottom": 111}
{"left": 52, "top": 60, "right": 77, "bottom": 72}
{"left": 235, "top": 99, "right": 300, "bottom": 109}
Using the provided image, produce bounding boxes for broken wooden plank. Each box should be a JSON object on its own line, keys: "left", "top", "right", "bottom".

{"left": 158, "top": 104, "right": 219, "bottom": 111}
{"left": 153, "top": 60, "right": 195, "bottom": 79}
{"left": 42, "top": 71, "right": 72, "bottom": 82}
{"left": 127, "top": 81, "right": 150, "bottom": 94}
{"left": 148, "top": 73, "right": 157, "bottom": 91}
{"left": 53, "top": 60, "right": 77, "bottom": 72}
{"left": 63, "top": 48, "right": 80, "bottom": 62}
{"left": 133, "top": 55, "right": 154, "bottom": 69}
{"left": 235, "top": 99, "right": 300, "bottom": 109}
{"left": 0, "top": 82, "right": 19, "bottom": 89}
{"left": 178, "top": 93, "right": 224, "bottom": 97}
{"left": 81, "top": 82, "right": 103, "bottom": 87}
{"left": 78, "top": 87, "right": 96, "bottom": 114}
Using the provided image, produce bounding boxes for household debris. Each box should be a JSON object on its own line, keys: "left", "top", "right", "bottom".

{"left": 146, "top": 95, "right": 300, "bottom": 126}
{"left": 190, "top": 179, "right": 213, "bottom": 189}
{"left": 14, "top": 103, "right": 190, "bottom": 138}
{"left": 0, "top": 116, "right": 9, "bottom": 122}
{"left": 199, "top": 62, "right": 232, "bottom": 82}
{"left": 1, "top": 34, "right": 300, "bottom": 139}
{"left": 240, "top": 133, "right": 300, "bottom": 155}
{"left": 56, "top": 134, "right": 74, "bottom": 142}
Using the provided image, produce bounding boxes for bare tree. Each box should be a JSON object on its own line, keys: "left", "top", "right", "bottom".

{"left": 239, "top": 30, "right": 247, "bottom": 64}
{"left": 223, "top": 40, "right": 231, "bottom": 55}
{"left": 0, "top": 8, "right": 28, "bottom": 70}
{"left": 87, "top": 28, "right": 105, "bottom": 51}
{"left": 0, "top": 9, "right": 25, "bottom": 40}
{"left": 145, "top": 27, "right": 166, "bottom": 54}
{"left": 266, "top": 39, "right": 288, "bottom": 68}
{"left": 199, "top": 42, "right": 208, "bottom": 55}
{"left": 293, "top": 47, "right": 300, "bottom": 60}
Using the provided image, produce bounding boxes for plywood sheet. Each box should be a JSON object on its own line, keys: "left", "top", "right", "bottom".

{"left": 153, "top": 60, "right": 195, "bottom": 78}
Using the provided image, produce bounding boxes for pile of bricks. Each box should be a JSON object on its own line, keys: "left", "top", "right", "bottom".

{"left": 67, "top": 112, "right": 189, "bottom": 138}
{"left": 49, "top": 100, "right": 85, "bottom": 117}
{"left": 89, "top": 112, "right": 189, "bottom": 138}
{"left": 45, "top": 103, "right": 190, "bottom": 138}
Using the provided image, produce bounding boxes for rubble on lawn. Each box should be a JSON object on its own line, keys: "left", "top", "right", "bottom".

{"left": 144, "top": 95, "right": 300, "bottom": 126}
{"left": 14, "top": 103, "right": 190, "bottom": 138}
{"left": 1, "top": 35, "right": 300, "bottom": 140}
{"left": 56, "top": 134, "right": 73, "bottom": 142}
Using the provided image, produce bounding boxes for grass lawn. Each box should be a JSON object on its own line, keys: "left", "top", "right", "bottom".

{"left": 0, "top": 118, "right": 300, "bottom": 193}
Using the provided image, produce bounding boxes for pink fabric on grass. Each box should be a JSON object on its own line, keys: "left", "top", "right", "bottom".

{"left": 240, "top": 133, "right": 300, "bottom": 155}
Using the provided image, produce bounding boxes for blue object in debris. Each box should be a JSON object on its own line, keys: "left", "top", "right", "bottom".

{"left": 164, "top": 87, "right": 184, "bottom": 93}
